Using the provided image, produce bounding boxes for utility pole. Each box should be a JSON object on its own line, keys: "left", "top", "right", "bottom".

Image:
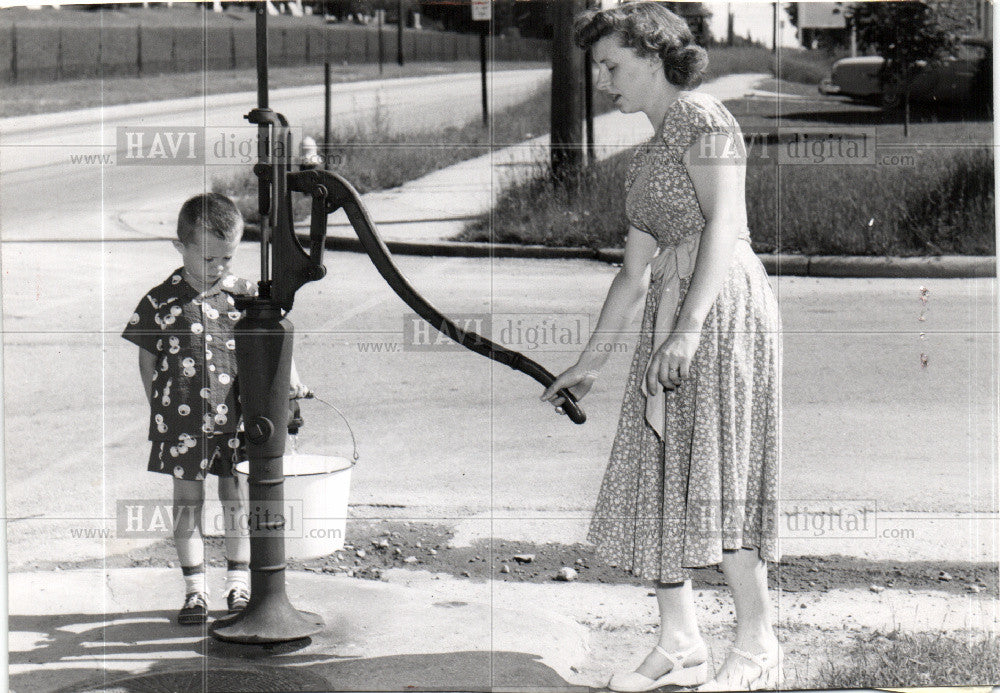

{"left": 584, "top": 48, "right": 594, "bottom": 166}
{"left": 772, "top": 2, "right": 778, "bottom": 52}
{"left": 472, "top": 0, "right": 491, "bottom": 126}
{"left": 551, "top": 0, "right": 586, "bottom": 180}
{"left": 377, "top": 9, "right": 385, "bottom": 75}
{"left": 727, "top": 2, "right": 734, "bottom": 46}
{"left": 479, "top": 24, "right": 489, "bottom": 126}
{"left": 849, "top": 12, "right": 857, "bottom": 57}
{"left": 324, "top": 61, "right": 331, "bottom": 158}
{"left": 397, "top": 0, "right": 404, "bottom": 66}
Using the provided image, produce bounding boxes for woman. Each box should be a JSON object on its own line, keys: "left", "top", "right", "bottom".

{"left": 541, "top": 3, "right": 783, "bottom": 691}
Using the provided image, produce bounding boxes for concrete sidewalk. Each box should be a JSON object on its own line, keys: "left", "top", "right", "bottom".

{"left": 9, "top": 565, "right": 996, "bottom": 692}
{"left": 7, "top": 567, "right": 590, "bottom": 692}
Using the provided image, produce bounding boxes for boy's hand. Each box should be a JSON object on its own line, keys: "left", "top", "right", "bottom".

{"left": 288, "top": 360, "right": 310, "bottom": 399}
{"left": 289, "top": 380, "right": 311, "bottom": 399}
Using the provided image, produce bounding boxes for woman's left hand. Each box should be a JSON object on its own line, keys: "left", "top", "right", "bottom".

{"left": 645, "top": 330, "right": 700, "bottom": 393}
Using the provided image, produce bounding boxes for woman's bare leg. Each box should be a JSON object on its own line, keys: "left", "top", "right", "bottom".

{"left": 634, "top": 579, "right": 707, "bottom": 678}
{"left": 711, "top": 548, "right": 780, "bottom": 681}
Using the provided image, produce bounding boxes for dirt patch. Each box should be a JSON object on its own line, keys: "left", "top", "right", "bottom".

{"left": 34, "top": 519, "right": 998, "bottom": 597}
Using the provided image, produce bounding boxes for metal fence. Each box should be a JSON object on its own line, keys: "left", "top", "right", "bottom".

{"left": 0, "top": 23, "right": 549, "bottom": 84}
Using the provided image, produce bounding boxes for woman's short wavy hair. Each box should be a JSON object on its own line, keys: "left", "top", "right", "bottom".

{"left": 574, "top": 1, "right": 709, "bottom": 89}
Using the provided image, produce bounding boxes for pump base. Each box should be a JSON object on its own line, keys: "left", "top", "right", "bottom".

{"left": 210, "top": 590, "right": 323, "bottom": 644}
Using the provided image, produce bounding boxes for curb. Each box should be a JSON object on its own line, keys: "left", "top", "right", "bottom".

{"left": 244, "top": 226, "right": 996, "bottom": 279}
{"left": 800, "top": 254, "right": 996, "bottom": 279}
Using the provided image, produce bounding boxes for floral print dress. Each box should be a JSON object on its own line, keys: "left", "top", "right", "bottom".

{"left": 587, "top": 91, "right": 782, "bottom": 583}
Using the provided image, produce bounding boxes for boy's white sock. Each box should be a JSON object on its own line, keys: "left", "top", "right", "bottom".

{"left": 181, "top": 564, "right": 207, "bottom": 596}
{"left": 225, "top": 561, "right": 250, "bottom": 594}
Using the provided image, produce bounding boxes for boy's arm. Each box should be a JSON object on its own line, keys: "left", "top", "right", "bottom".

{"left": 138, "top": 350, "right": 157, "bottom": 404}
{"left": 288, "top": 358, "right": 310, "bottom": 399}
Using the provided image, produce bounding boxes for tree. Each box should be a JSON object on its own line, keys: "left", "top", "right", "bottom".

{"left": 550, "top": 0, "right": 585, "bottom": 180}
{"left": 851, "top": 1, "right": 959, "bottom": 136}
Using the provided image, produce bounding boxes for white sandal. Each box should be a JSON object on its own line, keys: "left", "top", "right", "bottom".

{"left": 697, "top": 645, "right": 784, "bottom": 691}
{"left": 608, "top": 642, "right": 710, "bottom": 692}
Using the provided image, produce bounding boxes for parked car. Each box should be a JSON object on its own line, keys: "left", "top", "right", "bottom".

{"left": 819, "top": 38, "right": 990, "bottom": 107}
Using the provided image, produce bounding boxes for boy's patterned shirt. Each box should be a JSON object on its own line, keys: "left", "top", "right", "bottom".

{"left": 122, "top": 268, "right": 256, "bottom": 441}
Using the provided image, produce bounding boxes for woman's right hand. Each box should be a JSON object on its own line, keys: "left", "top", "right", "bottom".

{"left": 540, "top": 365, "right": 597, "bottom": 415}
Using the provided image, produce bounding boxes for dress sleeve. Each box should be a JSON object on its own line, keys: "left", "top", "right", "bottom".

{"left": 661, "top": 95, "right": 735, "bottom": 154}
{"left": 122, "top": 292, "right": 159, "bottom": 355}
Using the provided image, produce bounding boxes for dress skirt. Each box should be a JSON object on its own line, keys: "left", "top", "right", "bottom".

{"left": 587, "top": 240, "right": 781, "bottom": 583}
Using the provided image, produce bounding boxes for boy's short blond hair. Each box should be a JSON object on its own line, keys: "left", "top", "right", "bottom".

{"left": 177, "top": 193, "right": 244, "bottom": 246}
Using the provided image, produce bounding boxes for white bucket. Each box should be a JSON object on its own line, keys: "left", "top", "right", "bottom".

{"left": 235, "top": 453, "right": 353, "bottom": 560}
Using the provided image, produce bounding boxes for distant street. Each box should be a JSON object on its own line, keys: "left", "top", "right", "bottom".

{"left": 0, "top": 69, "right": 548, "bottom": 241}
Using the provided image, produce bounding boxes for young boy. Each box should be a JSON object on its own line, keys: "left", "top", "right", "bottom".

{"left": 122, "top": 193, "right": 256, "bottom": 625}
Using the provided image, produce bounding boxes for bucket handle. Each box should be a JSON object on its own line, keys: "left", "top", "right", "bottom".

{"left": 302, "top": 393, "right": 360, "bottom": 462}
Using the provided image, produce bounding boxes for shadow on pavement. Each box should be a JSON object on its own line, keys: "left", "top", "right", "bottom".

{"left": 298, "top": 651, "right": 588, "bottom": 691}
{"left": 10, "top": 612, "right": 586, "bottom": 692}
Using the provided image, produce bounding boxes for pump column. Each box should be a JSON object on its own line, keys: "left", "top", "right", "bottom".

{"left": 210, "top": 300, "right": 323, "bottom": 643}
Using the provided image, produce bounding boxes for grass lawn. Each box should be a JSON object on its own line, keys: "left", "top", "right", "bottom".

{"left": 704, "top": 45, "right": 838, "bottom": 85}
{"left": 822, "top": 630, "right": 999, "bottom": 687}
{"left": 457, "top": 86, "right": 995, "bottom": 256}
{"left": 750, "top": 78, "right": 823, "bottom": 96}
{"left": 729, "top": 84, "right": 992, "bottom": 145}
{"left": 0, "top": 60, "right": 545, "bottom": 118}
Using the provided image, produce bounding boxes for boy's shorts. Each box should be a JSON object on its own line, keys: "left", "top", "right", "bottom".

{"left": 148, "top": 432, "right": 247, "bottom": 481}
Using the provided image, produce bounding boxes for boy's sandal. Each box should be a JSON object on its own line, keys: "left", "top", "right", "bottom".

{"left": 697, "top": 645, "right": 784, "bottom": 691}
{"left": 608, "top": 642, "right": 710, "bottom": 692}
{"left": 227, "top": 585, "right": 251, "bottom": 614}
{"left": 177, "top": 592, "right": 208, "bottom": 625}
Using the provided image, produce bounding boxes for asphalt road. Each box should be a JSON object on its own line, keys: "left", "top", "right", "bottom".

{"left": 0, "top": 69, "right": 548, "bottom": 241}
{"left": 2, "top": 239, "right": 995, "bottom": 567}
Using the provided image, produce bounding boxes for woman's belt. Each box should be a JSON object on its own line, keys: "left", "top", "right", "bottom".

{"left": 642, "top": 232, "right": 701, "bottom": 440}
{"left": 641, "top": 231, "right": 752, "bottom": 439}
